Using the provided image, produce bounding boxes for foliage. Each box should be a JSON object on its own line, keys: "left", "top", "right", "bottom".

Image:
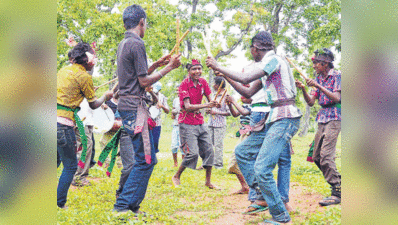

{"left": 57, "top": 0, "right": 179, "bottom": 80}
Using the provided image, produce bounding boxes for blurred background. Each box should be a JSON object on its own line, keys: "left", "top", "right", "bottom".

{"left": 0, "top": 0, "right": 397, "bottom": 224}
{"left": 343, "top": 0, "right": 398, "bottom": 223}
{"left": 0, "top": 0, "right": 56, "bottom": 224}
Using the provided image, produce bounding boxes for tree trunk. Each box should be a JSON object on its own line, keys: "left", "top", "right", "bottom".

{"left": 186, "top": 0, "right": 199, "bottom": 58}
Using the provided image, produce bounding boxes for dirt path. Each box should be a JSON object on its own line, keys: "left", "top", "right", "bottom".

{"left": 211, "top": 182, "right": 326, "bottom": 225}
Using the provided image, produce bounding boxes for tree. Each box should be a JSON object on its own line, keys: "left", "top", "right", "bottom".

{"left": 57, "top": 0, "right": 179, "bottom": 88}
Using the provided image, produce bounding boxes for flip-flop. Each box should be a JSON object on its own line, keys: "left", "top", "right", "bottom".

{"left": 319, "top": 196, "right": 341, "bottom": 206}
{"left": 242, "top": 204, "right": 269, "bottom": 215}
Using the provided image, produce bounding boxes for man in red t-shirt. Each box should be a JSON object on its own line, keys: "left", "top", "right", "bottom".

{"left": 172, "top": 59, "right": 220, "bottom": 189}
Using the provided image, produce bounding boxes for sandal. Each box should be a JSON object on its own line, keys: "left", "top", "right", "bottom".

{"left": 243, "top": 204, "right": 269, "bottom": 215}
{"left": 319, "top": 196, "right": 341, "bottom": 206}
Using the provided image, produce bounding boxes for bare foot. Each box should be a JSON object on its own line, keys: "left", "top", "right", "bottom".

{"left": 197, "top": 166, "right": 204, "bottom": 170}
{"left": 231, "top": 187, "right": 249, "bottom": 195}
{"left": 205, "top": 183, "right": 221, "bottom": 190}
{"left": 173, "top": 163, "right": 178, "bottom": 167}
{"left": 172, "top": 176, "right": 181, "bottom": 186}
{"left": 284, "top": 202, "right": 294, "bottom": 212}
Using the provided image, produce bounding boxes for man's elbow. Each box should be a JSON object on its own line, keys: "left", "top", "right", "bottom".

{"left": 241, "top": 78, "right": 251, "bottom": 85}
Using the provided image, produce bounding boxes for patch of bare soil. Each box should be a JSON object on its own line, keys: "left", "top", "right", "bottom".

{"left": 212, "top": 182, "right": 326, "bottom": 225}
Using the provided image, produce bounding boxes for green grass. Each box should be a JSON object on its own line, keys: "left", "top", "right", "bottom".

{"left": 57, "top": 116, "right": 341, "bottom": 224}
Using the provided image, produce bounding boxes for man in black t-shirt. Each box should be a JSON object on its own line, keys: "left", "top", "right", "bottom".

{"left": 113, "top": 4, "right": 181, "bottom": 215}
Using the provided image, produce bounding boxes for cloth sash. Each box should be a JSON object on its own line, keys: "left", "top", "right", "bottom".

{"left": 307, "top": 139, "right": 315, "bottom": 162}
{"left": 57, "top": 104, "right": 88, "bottom": 169}
{"left": 270, "top": 98, "right": 296, "bottom": 108}
{"left": 126, "top": 95, "right": 155, "bottom": 164}
{"left": 251, "top": 102, "right": 269, "bottom": 108}
{"left": 97, "top": 128, "right": 122, "bottom": 177}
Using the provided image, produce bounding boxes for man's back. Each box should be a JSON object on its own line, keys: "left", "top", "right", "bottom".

{"left": 117, "top": 31, "right": 148, "bottom": 111}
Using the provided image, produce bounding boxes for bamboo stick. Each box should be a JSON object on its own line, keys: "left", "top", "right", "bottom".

{"left": 95, "top": 77, "right": 118, "bottom": 89}
{"left": 170, "top": 29, "right": 190, "bottom": 55}
{"left": 284, "top": 56, "right": 316, "bottom": 90}
{"left": 219, "top": 89, "right": 227, "bottom": 104}
{"left": 213, "top": 79, "right": 225, "bottom": 101}
{"left": 111, "top": 81, "right": 119, "bottom": 93}
{"left": 285, "top": 56, "right": 308, "bottom": 79}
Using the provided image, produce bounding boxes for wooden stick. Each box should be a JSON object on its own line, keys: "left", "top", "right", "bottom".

{"left": 111, "top": 81, "right": 119, "bottom": 93}
{"left": 285, "top": 56, "right": 310, "bottom": 79}
{"left": 170, "top": 29, "right": 190, "bottom": 55}
{"left": 213, "top": 79, "right": 225, "bottom": 101}
{"left": 95, "top": 77, "right": 118, "bottom": 89}
{"left": 219, "top": 89, "right": 227, "bottom": 104}
{"left": 284, "top": 56, "right": 316, "bottom": 90}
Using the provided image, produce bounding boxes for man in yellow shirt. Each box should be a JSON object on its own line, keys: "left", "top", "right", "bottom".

{"left": 57, "top": 42, "right": 113, "bottom": 209}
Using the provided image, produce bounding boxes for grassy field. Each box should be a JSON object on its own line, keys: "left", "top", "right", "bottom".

{"left": 57, "top": 116, "right": 341, "bottom": 224}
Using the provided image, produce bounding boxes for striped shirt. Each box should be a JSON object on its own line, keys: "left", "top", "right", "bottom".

{"left": 257, "top": 50, "right": 302, "bottom": 123}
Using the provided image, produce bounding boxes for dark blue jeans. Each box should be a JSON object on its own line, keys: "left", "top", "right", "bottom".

{"left": 57, "top": 123, "right": 78, "bottom": 207}
{"left": 236, "top": 118, "right": 300, "bottom": 223}
{"left": 152, "top": 126, "right": 161, "bottom": 153}
{"left": 114, "top": 110, "right": 157, "bottom": 212}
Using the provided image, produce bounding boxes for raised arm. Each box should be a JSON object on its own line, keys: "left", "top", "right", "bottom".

{"left": 295, "top": 80, "right": 316, "bottom": 106}
{"left": 306, "top": 79, "right": 341, "bottom": 104}
{"left": 222, "top": 74, "right": 263, "bottom": 99}
{"left": 225, "top": 95, "right": 240, "bottom": 117}
{"left": 229, "top": 97, "right": 250, "bottom": 116}
{"left": 138, "top": 54, "right": 181, "bottom": 88}
{"left": 206, "top": 56, "right": 266, "bottom": 84}
{"left": 183, "top": 98, "right": 218, "bottom": 112}
{"left": 88, "top": 91, "right": 113, "bottom": 109}
{"left": 147, "top": 54, "right": 170, "bottom": 75}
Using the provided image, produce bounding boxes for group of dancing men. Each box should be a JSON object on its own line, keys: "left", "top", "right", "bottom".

{"left": 57, "top": 4, "right": 341, "bottom": 224}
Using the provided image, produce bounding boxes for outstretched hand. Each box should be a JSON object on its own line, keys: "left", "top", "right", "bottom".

{"left": 214, "top": 70, "right": 224, "bottom": 77}
{"left": 225, "top": 94, "right": 234, "bottom": 104}
{"left": 207, "top": 100, "right": 220, "bottom": 108}
{"left": 295, "top": 79, "right": 305, "bottom": 89}
{"left": 157, "top": 54, "right": 171, "bottom": 67}
{"left": 206, "top": 56, "right": 219, "bottom": 71}
{"left": 168, "top": 53, "right": 182, "bottom": 69}
{"left": 305, "top": 78, "right": 319, "bottom": 88}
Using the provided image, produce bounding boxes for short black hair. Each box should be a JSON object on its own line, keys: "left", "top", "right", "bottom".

{"left": 314, "top": 48, "right": 334, "bottom": 69}
{"left": 123, "top": 5, "right": 146, "bottom": 30}
{"left": 67, "top": 50, "right": 73, "bottom": 62}
{"left": 214, "top": 76, "right": 226, "bottom": 88}
{"left": 69, "top": 42, "right": 92, "bottom": 65}
{"left": 251, "top": 31, "right": 274, "bottom": 51}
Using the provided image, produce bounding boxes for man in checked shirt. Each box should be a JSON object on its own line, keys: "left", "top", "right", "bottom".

{"left": 296, "top": 48, "right": 341, "bottom": 206}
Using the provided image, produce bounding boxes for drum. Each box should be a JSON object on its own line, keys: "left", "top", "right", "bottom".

{"left": 92, "top": 107, "right": 115, "bottom": 134}
{"left": 149, "top": 106, "right": 160, "bottom": 119}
